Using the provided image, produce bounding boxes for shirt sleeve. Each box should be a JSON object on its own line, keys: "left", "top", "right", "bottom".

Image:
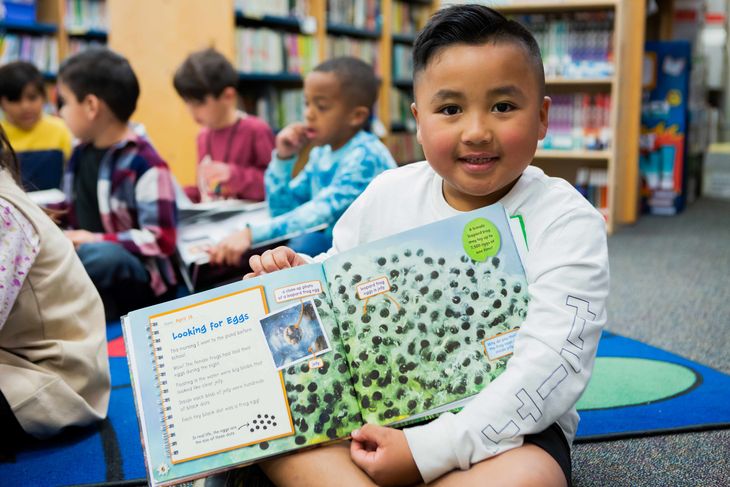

{"left": 263, "top": 150, "right": 315, "bottom": 218}
{"left": 249, "top": 146, "right": 380, "bottom": 244}
{"left": 403, "top": 207, "right": 609, "bottom": 483}
{"left": 102, "top": 165, "right": 178, "bottom": 257}
{"left": 225, "top": 124, "right": 274, "bottom": 201}
{"left": 0, "top": 197, "right": 40, "bottom": 329}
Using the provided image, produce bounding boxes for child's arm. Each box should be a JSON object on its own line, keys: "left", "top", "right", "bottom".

{"left": 103, "top": 164, "right": 177, "bottom": 258}
{"left": 221, "top": 124, "right": 274, "bottom": 201}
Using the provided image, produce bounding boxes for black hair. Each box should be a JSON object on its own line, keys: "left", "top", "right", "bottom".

{"left": 173, "top": 48, "right": 239, "bottom": 101}
{"left": 413, "top": 4, "right": 545, "bottom": 95}
{"left": 0, "top": 61, "right": 46, "bottom": 101}
{"left": 314, "top": 56, "right": 379, "bottom": 114}
{"left": 0, "top": 124, "right": 20, "bottom": 184}
{"left": 58, "top": 47, "right": 140, "bottom": 122}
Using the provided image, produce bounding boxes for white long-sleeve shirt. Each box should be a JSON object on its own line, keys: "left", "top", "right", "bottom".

{"left": 320, "top": 161, "right": 609, "bottom": 482}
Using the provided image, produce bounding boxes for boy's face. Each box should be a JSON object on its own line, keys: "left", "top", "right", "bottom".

{"left": 185, "top": 89, "right": 236, "bottom": 130}
{"left": 412, "top": 42, "right": 550, "bottom": 211}
{"left": 57, "top": 81, "right": 95, "bottom": 142}
{"left": 0, "top": 84, "right": 45, "bottom": 131}
{"left": 303, "top": 71, "right": 364, "bottom": 151}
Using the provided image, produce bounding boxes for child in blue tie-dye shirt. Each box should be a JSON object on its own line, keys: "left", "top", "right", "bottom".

{"left": 208, "top": 57, "right": 396, "bottom": 266}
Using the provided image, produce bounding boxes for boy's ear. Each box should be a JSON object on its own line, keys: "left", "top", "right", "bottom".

{"left": 82, "top": 94, "right": 102, "bottom": 120}
{"left": 538, "top": 96, "right": 551, "bottom": 140}
{"left": 221, "top": 86, "right": 238, "bottom": 103}
{"left": 348, "top": 105, "right": 370, "bottom": 129}
{"left": 410, "top": 102, "right": 422, "bottom": 145}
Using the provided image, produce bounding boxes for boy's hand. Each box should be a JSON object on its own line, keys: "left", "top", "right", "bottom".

{"left": 350, "top": 424, "right": 423, "bottom": 487}
{"left": 207, "top": 228, "right": 252, "bottom": 266}
{"left": 245, "top": 246, "right": 307, "bottom": 278}
{"left": 200, "top": 161, "right": 232, "bottom": 194}
{"left": 275, "top": 122, "right": 311, "bottom": 159}
{"left": 64, "top": 229, "right": 101, "bottom": 249}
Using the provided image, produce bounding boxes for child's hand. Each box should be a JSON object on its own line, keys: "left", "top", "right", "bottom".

{"left": 64, "top": 229, "right": 102, "bottom": 249}
{"left": 245, "top": 246, "right": 308, "bottom": 278}
{"left": 207, "top": 228, "right": 252, "bottom": 266}
{"left": 275, "top": 122, "right": 311, "bottom": 159}
{"left": 350, "top": 424, "right": 423, "bottom": 487}
{"left": 200, "top": 161, "right": 232, "bottom": 194}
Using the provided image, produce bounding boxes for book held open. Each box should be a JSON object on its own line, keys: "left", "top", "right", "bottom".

{"left": 122, "top": 203, "right": 529, "bottom": 487}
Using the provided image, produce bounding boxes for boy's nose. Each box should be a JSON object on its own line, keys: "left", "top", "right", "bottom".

{"left": 461, "top": 115, "right": 492, "bottom": 145}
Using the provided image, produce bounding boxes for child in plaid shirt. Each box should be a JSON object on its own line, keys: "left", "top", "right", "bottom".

{"left": 57, "top": 48, "right": 177, "bottom": 319}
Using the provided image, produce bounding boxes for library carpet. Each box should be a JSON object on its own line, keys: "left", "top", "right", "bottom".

{"left": 1, "top": 328, "right": 729, "bottom": 486}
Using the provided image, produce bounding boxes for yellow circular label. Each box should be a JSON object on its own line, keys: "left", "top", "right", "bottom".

{"left": 667, "top": 90, "right": 682, "bottom": 107}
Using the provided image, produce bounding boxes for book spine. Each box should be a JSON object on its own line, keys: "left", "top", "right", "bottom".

{"left": 147, "top": 320, "right": 177, "bottom": 460}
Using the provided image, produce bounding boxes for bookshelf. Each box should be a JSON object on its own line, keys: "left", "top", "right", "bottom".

{"left": 101, "top": 0, "right": 642, "bottom": 229}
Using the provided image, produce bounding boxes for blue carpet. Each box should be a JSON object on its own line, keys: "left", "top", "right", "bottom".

{"left": 2, "top": 329, "right": 729, "bottom": 486}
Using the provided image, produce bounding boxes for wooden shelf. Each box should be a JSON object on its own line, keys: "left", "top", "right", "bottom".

{"left": 494, "top": 0, "right": 618, "bottom": 14}
{"left": 392, "top": 32, "right": 417, "bottom": 44}
{"left": 534, "top": 149, "right": 612, "bottom": 160}
{"left": 234, "top": 11, "right": 303, "bottom": 31}
{"left": 238, "top": 72, "right": 303, "bottom": 83}
{"left": 545, "top": 76, "right": 614, "bottom": 87}
{"left": 0, "top": 20, "right": 58, "bottom": 34}
{"left": 326, "top": 23, "right": 380, "bottom": 38}
{"left": 66, "top": 28, "right": 108, "bottom": 39}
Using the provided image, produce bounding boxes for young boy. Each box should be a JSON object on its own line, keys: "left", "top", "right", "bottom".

{"left": 247, "top": 5, "right": 608, "bottom": 487}
{"left": 0, "top": 61, "right": 73, "bottom": 191}
{"left": 56, "top": 48, "right": 178, "bottom": 319}
{"left": 173, "top": 48, "right": 274, "bottom": 203}
{"left": 208, "top": 56, "right": 397, "bottom": 265}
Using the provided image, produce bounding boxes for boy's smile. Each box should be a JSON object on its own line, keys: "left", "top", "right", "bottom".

{"left": 412, "top": 42, "right": 550, "bottom": 211}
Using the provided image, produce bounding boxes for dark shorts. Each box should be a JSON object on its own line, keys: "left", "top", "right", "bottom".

{"left": 524, "top": 423, "right": 572, "bottom": 486}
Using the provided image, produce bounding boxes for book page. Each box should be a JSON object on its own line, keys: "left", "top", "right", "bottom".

{"left": 322, "top": 204, "right": 528, "bottom": 425}
{"left": 150, "top": 286, "right": 294, "bottom": 463}
{"left": 123, "top": 263, "right": 361, "bottom": 487}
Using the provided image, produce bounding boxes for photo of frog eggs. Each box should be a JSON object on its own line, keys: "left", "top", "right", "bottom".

{"left": 328, "top": 244, "right": 529, "bottom": 424}
{"left": 277, "top": 293, "right": 362, "bottom": 448}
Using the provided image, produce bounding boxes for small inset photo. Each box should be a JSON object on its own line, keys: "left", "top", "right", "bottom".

{"left": 260, "top": 299, "right": 330, "bottom": 370}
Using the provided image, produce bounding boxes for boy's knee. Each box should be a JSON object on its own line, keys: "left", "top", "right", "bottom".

{"left": 77, "top": 242, "right": 147, "bottom": 285}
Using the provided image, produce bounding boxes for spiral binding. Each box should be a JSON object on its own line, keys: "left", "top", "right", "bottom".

{"left": 147, "top": 321, "right": 174, "bottom": 460}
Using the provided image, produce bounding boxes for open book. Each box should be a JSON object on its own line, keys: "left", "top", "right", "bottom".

{"left": 122, "top": 203, "right": 529, "bottom": 487}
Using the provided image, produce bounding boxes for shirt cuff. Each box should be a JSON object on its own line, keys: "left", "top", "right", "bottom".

{"left": 271, "top": 152, "right": 297, "bottom": 169}
{"left": 403, "top": 413, "right": 463, "bottom": 483}
{"left": 247, "top": 221, "right": 273, "bottom": 245}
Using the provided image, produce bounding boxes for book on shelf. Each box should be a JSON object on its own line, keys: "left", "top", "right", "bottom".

{"left": 123, "top": 203, "right": 529, "bottom": 487}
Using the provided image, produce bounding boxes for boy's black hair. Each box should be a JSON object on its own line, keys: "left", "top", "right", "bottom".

{"left": 173, "top": 48, "right": 239, "bottom": 101}
{"left": 413, "top": 4, "right": 545, "bottom": 95}
{"left": 0, "top": 61, "right": 46, "bottom": 101}
{"left": 58, "top": 47, "right": 139, "bottom": 122}
{"left": 314, "top": 56, "right": 379, "bottom": 114}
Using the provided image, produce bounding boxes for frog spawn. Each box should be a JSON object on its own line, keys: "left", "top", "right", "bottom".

{"left": 329, "top": 245, "right": 529, "bottom": 424}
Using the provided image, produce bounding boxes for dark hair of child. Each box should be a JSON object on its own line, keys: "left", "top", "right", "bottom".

{"left": 58, "top": 47, "right": 140, "bottom": 122}
{"left": 0, "top": 61, "right": 46, "bottom": 101}
{"left": 413, "top": 4, "right": 545, "bottom": 96}
{"left": 0, "top": 125, "right": 20, "bottom": 183}
{"left": 172, "top": 48, "right": 239, "bottom": 102}
{"left": 314, "top": 56, "right": 380, "bottom": 113}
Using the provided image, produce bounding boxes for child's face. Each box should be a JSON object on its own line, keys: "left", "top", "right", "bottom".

{"left": 0, "top": 84, "right": 45, "bottom": 131}
{"left": 185, "top": 90, "right": 236, "bottom": 130}
{"left": 303, "top": 71, "right": 363, "bottom": 151}
{"left": 412, "top": 42, "right": 550, "bottom": 211}
{"left": 57, "top": 81, "right": 95, "bottom": 142}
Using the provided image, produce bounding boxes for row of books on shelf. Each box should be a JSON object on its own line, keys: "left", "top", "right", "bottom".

{"left": 391, "top": 1, "right": 430, "bottom": 35}
{"left": 0, "top": 33, "right": 58, "bottom": 73}
{"left": 392, "top": 44, "right": 412, "bottom": 80}
{"left": 385, "top": 131, "right": 423, "bottom": 165}
{"left": 249, "top": 87, "right": 304, "bottom": 131}
{"left": 65, "top": 0, "right": 107, "bottom": 32}
{"left": 326, "top": 35, "right": 380, "bottom": 76}
{"left": 390, "top": 86, "right": 415, "bottom": 131}
{"left": 327, "top": 0, "right": 380, "bottom": 31}
{"left": 515, "top": 12, "right": 614, "bottom": 79}
{"left": 235, "top": 28, "right": 318, "bottom": 76}
{"left": 540, "top": 93, "right": 611, "bottom": 151}
{"left": 575, "top": 167, "right": 608, "bottom": 214}
{"left": 234, "top": 0, "right": 309, "bottom": 19}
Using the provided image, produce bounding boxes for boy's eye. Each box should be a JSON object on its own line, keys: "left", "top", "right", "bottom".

{"left": 439, "top": 105, "right": 461, "bottom": 116}
{"left": 493, "top": 102, "right": 515, "bottom": 113}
